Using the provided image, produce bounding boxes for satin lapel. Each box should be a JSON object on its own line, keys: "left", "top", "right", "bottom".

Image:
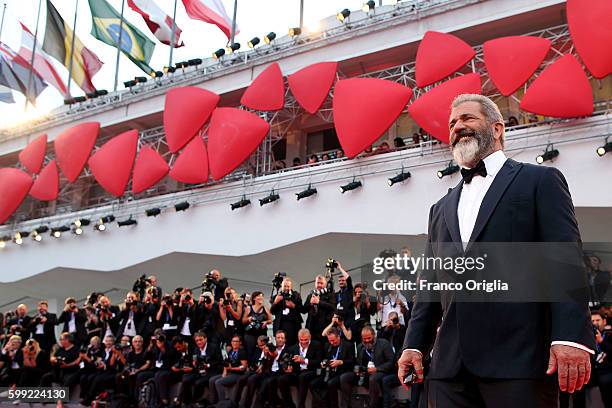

{"left": 465, "top": 159, "right": 523, "bottom": 252}
{"left": 443, "top": 181, "right": 464, "bottom": 254}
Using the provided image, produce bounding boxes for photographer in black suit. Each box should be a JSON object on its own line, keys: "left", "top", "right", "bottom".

{"left": 277, "top": 328, "right": 324, "bottom": 408}
{"left": 310, "top": 327, "right": 355, "bottom": 408}
{"left": 334, "top": 261, "right": 354, "bottom": 322}
{"left": 340, "top": 326, "right": 395, "bottom": 408}
{"left": 270, "top": 277, "right": 303, "bottom": 347}
{"left": 179, "top": 331, "right": 222, "bottom": 406}
{"left": 116, "top": 292, "right": 144, "bottom": 340}
{"left": 302, "top": 275, "right": 336, "bottom": 343}
{"left": 6, "top": 304, "right": 31, "bottom": 341}
{"left": 258, "top": 330, "right": 292, "bottom": 408}
{"left": 32, "top": 300, "right": 56, "bottom": 352}
{"left": 57, "top": 297, "right": 87, "bottom": 346}
{"left": 399, "top": 94, "right": 595, "bottom": 407}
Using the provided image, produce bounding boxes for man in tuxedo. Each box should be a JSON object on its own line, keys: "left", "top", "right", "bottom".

{"left": 32, "top": 300, "right": 57, "bottom": 352}
{"left": 398, "top": 94, "right": 595, "bottom": 407}
{"left": 57, "top": 297, "right": 87, "bottom": 346}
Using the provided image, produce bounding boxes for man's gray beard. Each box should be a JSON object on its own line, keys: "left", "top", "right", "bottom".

{"left": 451, "top": 127, "right": 494, "bottom": 168}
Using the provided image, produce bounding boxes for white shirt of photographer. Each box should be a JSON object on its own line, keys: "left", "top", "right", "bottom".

{"left": 456, "top": 149, "right": 593, "bottom": 355}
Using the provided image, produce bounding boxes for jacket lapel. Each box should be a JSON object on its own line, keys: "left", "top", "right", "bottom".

{"left": 443, "top": 181, "right": 464, "bottom": 254}
{"left": 465, "top": 159, "right": 523, "bottom": 252}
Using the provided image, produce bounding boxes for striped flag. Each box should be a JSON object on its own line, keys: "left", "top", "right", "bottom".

{"left": 18, "top": 22, "right": 69, "bottom": 97}
{"left": 0, "top": 41, "right": 47, "bottom": 104}
{"left": 0, "top": 85, "right": 15, "bottom": 103}
{"left": 42, "top": 0, "right": 103, "bottom": 94}
{"left": 127, "top": 0, "right": 183, "bottom": 47}
{"left": 88, "top": 0, "right": 156, "bottom": 75}
{"left": 181, "top": 0, "right": 238, "bottom": 40}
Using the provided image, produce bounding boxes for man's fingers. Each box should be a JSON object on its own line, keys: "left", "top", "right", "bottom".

{"left": 413, "top": 358, "right": 424, "bottom": 381}
{"left": 558, "top": 362, "right": 569, "bottom": 392}
{"left": 584, "top": 359, "right": 592, "bottom": 386}
{"left": 576, "top": 363, "right": 586, "bottom": 391}
{"left": 546, "top": 350, "right": 557, "bottom": 375}
{"left": 567, "top": 363, "right": 578, "bottom": 393}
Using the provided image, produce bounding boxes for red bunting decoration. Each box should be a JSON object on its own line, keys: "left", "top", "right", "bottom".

{"left": 288, "top": 62, "right": 337, "bottom": 114}
{"left": 88, "top": 130, "right": 139, "bottom": 197}
{"left": 132, "top": 146, "right": 169, "bottom": 194}
{"left": 54, "top": 122, "right": 100, "bottom": 182}
{"left": 30, "top": 160, "right": 59, "bottom": 201}
{"left": 415, "top": 31, "right": 475, "bottom": 88}
{"left": 240, "top": 63, "right": 285, "bottom": 111}
{"left": 0, "top": 168, "right": 33, "bottom": 224}
{"left": 19, "top": 134, "right": 47, "bottom": 174}
{"left": 169, "top": 136, "right": 209, "bottom": 184}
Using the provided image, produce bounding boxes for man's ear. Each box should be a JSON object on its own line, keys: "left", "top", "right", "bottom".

{"left": 493, "top": 122, "right": 504, "bottom": 141}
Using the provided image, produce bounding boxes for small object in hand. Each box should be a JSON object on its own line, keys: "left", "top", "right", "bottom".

{"left": 403, "top": 366, "right": 418, "bottom": 385}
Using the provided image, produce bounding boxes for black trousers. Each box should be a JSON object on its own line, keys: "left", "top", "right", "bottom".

{"left": 18, "top": 367, "right": 44, "bottom": 387}
{"left": 277, "top": 370, "right": 318, "bottom": 408}
{"left": 339, "top": 371, "right": 385, "bottom": 408}
{"left": 181, "top": 371, "right": 215, "bottom": 403}
{"left": 427, "top": 366, "right": 558, "bottom": 408}
{"left": 154, "top": 370, "right": 182, "bottom": 403}
{"left": 310, "top": 374, "right": 342, "bottom": 408}
{"left": 40, "top": 368, "right": 80, "bottom": 388}
{"left": 85, "top": 371, "right": 116, "bottom": 402}
{"left": 259, "top": 372, "right": 282, "bottom": 407}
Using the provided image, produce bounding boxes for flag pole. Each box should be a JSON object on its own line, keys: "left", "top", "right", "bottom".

{"left": 299, "top": 0, "right": 303, "bottom": 29}
{"left": 0, "top": 3, "right": 7, "bottom": 41}
{"left": 24, "top": 0, "right": 43, "bottom": 110}
{"left": 229, "top": 0, "right": 237, "bottom": 45}
{"left": 112, "top": 0, "right": 126, "bottom": 92}
{"left": 66, "top": 0, "right": 79, "bottom": 96}
{"left": 168, "top": 0, "right": 178, "bottom": 68}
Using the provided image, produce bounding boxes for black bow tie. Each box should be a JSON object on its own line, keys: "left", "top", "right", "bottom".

{"left": 461, "top": 160, "right": 487, "bottom": 183}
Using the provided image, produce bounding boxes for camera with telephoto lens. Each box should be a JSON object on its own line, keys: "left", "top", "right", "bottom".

{"left": 133, "top": 274, "right": 152, "bottom": 296}
{"left": 282, "top": 291, "right": 293, "bottom": 301}
{"left": 120, "top": 362, "right": 137, "bottom": 380}
{"left": 318, "top": 359, "right": 335, "bottom": 381}
{"left": 391, "top": 316, "right": 400, "bottom": 325}
{"left": 272, "top": 272, "right": 287, "bottom": 289}
{"left": 173, "top": 353, "right": 191, "bottom": 370}
{"left": 223, "top": 292, "right": 232, "bottom": 306}
{"left": 266, "top": 342, "right": 277, "bottom": 353}
{"left": 55, "top": 356, "right": 67, "bottom": 365}
{"left": 311, "top": 288, "right": 329, "bottom": 297}
{"left": 193, "top": 354, "right": 211, "bottom": 374}
{"left": 162, "top": 295, "right": 173, "bottom": 305}
{"left": 326, "top": 258, "right": 338, "bottom": 273}
{"left": 354, "top": 365, "right": 368, "bottom": 387}
{"left": 184, "top": 294, "right": 192, "bottom": 302}
{"left": 202, "top": 272, "right": 217, "bottom": 294}
{"left": 4, "top": 311, "right": 15, "bottom": 321}
{"left": 279, "top": 353, "right": 293, "bottom": 371}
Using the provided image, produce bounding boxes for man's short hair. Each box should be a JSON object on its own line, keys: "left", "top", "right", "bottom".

{"left": 592, "top": 311, "right": 606, "bottom": 320}
{"left": 60, "top": 332, "right": 74, "bottom": 343}
{"left": 327, "top": 327, "right": 341, "bottom": 338}
{"left": 38, "top": 300, "right": 48, "bottom": 307}
{"left": 361, "top": 325, "right": 376, "bottom": 337}
{"left": 65, "top": 297, "right": 76, "bottom": 304}
{"left": 298, "top": 328, "right": 311, "bottom": 338}
{"left": 194, "top": 331, "right": 207, "bottom": 339}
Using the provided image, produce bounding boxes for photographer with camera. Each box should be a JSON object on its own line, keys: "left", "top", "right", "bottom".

{"left": 378, "top": 311, "right": 406, "bottom": 356}
{"left": 196, "top": 291, "right": 222, "bottom": 345}
{"left": 209, "top": 335, "right": 248, "bottom": 404}
{"left": 96, "top": 296, "right": 120, "bottom": 339}
{"left": 0, "top": 335, "right": 23, "bottom": 387}
{"left": 5, "top": 304, "right": 31, "bottom": 342}
{"left": 278, "top": 328, "right": 324, "bottom": 408}
{"left": 179, "top": 331, "right": 223, "bottom": 406}
{"left": 57, "top": 297, "right": 87, "bottom": 347}
{"left": 334, "top": 261, "right": 355, "bottom": 319}
{"left": 77, "top": 336, "right": 103, "bottom": 401}
{"left": 18, "top": 338, "right": 49, "bottom": 387}
{"left": 258, "top": 330, "right": 291, "bottom": 408}
{"left": 201, "top": 269, "right": 229, "bottom": 301}
{"left": 165, "top": 336, "right": 194, "bottom": 406}
{"left": 40, "top": 332, "right": 81, "bottom": 389}
{"left": 303, "top": 275, "right": 337, "bottom": 344}
{"left": 350, "top": 283, "right": 376, "bottom": 345}
{"left": 115, "top": 335, "right": 151, "bottom": 403}
{"left": 31, "top": 300, "right": 57, "bottom": 352}
{"left": 141, "top": 287, "right": 161, "bottom": 342}
{"left": 117, "top": 291, "right": 144, "bottom": 340}
{"left": 133, "top": 274, "right": 162, "bottom": 302}
{"left": 310, "top": 327, "right": 355, "bottom": 408}
{"left": 177, "top": 288, "right": 197, "bottom": 346}
{"left": 219, "top": 287, "right": 245, "bottom": 346}
{"left": 84, "top": 305, "right": 105, "bottom": 343}
{"left": 592, "top": 311, "right": 612, "bottom": 407}
{"left": 243, "top": 291, "right": 273, "bottom": 364}
{"left": 271, "top": 277, "right": 303, "bottom": 347}
{"left": 235, "top": 335, "right": 273, "bottom": 407}
{"left": 340, "top": 326, "right": 394, "bottom": 408}
{"left": 379, "top": 275, "right": 410, "bottom": 327}
{"left": 157, "top": 292, "right": 179, "bottom": 339}
{"left": 80, "top": 334, "right": 121, "bottom": 405}
{"left": 323, "top": 311, "right": 353, "bottom": 342}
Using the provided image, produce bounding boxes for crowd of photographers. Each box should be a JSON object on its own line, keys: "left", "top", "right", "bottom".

{"left": 0, "top": 260, "right": 419, "bottom": 408}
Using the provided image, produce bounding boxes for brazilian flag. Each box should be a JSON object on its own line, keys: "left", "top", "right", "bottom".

{"left": 88, "top": 0, "right": 155, "bottom": 75}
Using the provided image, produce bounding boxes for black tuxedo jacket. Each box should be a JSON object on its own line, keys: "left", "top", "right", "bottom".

{"left": 32, "top": 312, "right": 57, "bottom": 350}
{"left": 356, "top": 338, "right": 395, "bottom": 374}
{"left": 57, "top": 309, "right": 88, "bottom": 344}
{"left": 324, "top": 339, "right": 355, "bottom": 374}
{"left": 288, "top": 339, "right": 324, "bottom": 372}
{"left": 404, "top": 158, "right": 595, "bottom": 379}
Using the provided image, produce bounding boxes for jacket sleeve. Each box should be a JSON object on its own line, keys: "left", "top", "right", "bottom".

{"left": 376, "top": 339, "right": 396, "bottom": 374}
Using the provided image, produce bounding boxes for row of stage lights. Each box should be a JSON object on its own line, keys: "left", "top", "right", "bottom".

{"left": 2, "top": 139, "right": 609, "bottom": 248}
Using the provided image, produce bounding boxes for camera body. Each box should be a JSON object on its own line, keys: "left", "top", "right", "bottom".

{"left": 326, "top": 258, "right": 338, "bottom": 273}
{"left": 353, "top": 365, "right": 368, "bottom": 386}
{"left": 272, "top": 272, "right": 287, "bottom": 289}
{"left": 193, "top": 354, "right": 211, "bottom": 374}
{"left": 266, "top": 342, "right": 277, "bottom": 353}
{"left": 311, "top": 288, "right": 329, "bottom": 297}
{"left": 201, "top": 272, "right": 217, "bottom": 294}
{"left": 55, "top": 356, "right": 67, "bottom": 365}
{"left": 279, "top": 354, "right": 293, "bottom": 371}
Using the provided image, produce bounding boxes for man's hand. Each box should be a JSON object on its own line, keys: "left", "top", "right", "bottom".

{"left": 398, "top": 349, "right": 424, "bottom": 389}
{"left": 595, "top": 330, "right": 603, "bottom": 345}
{"left": 546, "top": 344, "right": 591, "bottom": 393}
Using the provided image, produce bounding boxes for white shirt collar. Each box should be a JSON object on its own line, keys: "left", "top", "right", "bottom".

{"left": 481, "top": 150, "right": 507, "bottom": 177}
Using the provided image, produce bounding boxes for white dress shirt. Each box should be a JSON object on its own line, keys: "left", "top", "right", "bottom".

{"left": 403, "top": 150, "right": 593, "bottom": 355}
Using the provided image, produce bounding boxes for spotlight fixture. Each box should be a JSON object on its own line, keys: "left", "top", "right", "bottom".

{"left": 213, "top": 48, "right": 226, "bottom": 59}
{"left": 174, "top": 201, "right": 190, "bottom": 212}
{"left": 296, "top": 185, "right": 317, "bottom": 201}
{"left": 96, "top": 89, "right": 108, "bottom": 97}
{"left": 117, "top": 218, "right": 138, "bottom": 227}
{"left": 596, "top": 138, "right": 612, "bottom": 157}
{"left": 51, "top": 226, "right": 70, "bottom": 238}
{"left": 0, "top": 236, "right": 9, "bottom": 248}
{"left": 150, "top": 70, "right": 163, "bottom": 78}
{"left": 123, "top": 80, "right": 137, "bottom": 88}
{"left": 175, "top": 61, "right": 188, "bottom": 69}
{"left": 437, "top": 162, "right": 460, "bottom": 179}
{"left": 248, "top": 37, "right": 260, "bottom": 48}
{"left": 63, "top": 97, "right": 75, "bottom": 105}
{"left": 226, "top": 42, "right": 241, "bottom": 53}
{"left": 388, "top": 170, "right": 411, "bottom": 186}
{"left": 14, "top": 231, "right": 28, "bottom": 245}
{"left": 188, "top": 58, "right": 203, "bottom": 66}
{"left": 288, "top": 27, "right": 302, "bottom": 37}
{"left": 146, "top": 208, "right": 162, "bottom": 217}
{"left": 73, "top": 96, "right": 87, "bottom": 103}
{"left": 86, "top": 91, "right": 97, "bottom": 98}
{"left": 72, "top": 226, "right": 84, "bottom": 236}
{"left": 337, "top": 8, "right": 351, "bottom": 22}
{"left": 95, "top": 216, "right": 115, "bottom": 231}
{"left": 259, "top": 191, "right": 280, "bottom": 206}
{"left": 135, "top": 76, "right": 147, "bottom": 83}
{"left": 231, "top": 196, "right": 251, "bottom": 211}
{"left": 163, "top": 66, "right": 176, "bottom": 74}
{"left": 536, "top": 145, "right": 559, "bottom": 164}
{"left": 32, "top": 226, "right": 49, "bottom": 242}
{"left": 73, "top": 219, "right": 91, "bottom": 228}
{"left": 362, "top": 0, "right": 375, "bottom": 12}
{"left": 340, "top": 179, "right": 362, "bottom": 193}
{"left": 264, "top": 32, "right": 276, "bottom": 44}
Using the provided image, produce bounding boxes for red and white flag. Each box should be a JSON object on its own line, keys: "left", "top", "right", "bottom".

{"left": 127, "top": 0, "right": 183, "bottom": 47}
{"left": 18, "top": 22, "right": 69, "bottom": 97}
{"left": 181, "top": 0, "right": 238, "bottom": 40}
